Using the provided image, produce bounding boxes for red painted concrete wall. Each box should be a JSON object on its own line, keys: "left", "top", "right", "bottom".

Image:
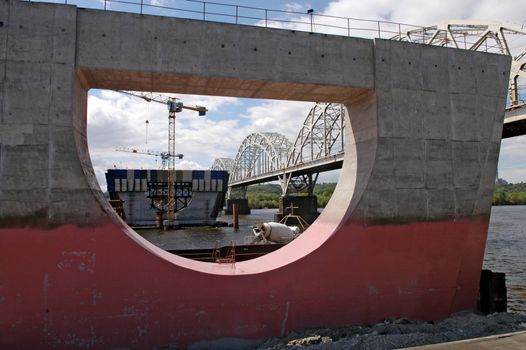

{"left": 0, "top": 217, "right": 489, "bottom": 348}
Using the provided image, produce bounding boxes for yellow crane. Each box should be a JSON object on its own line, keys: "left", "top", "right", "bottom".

{"left": 117, "top": 90, "right": 207, "bottom": 228}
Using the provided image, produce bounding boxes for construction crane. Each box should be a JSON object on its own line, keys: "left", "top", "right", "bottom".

{"left": 115, "top": 147, "right": 183, "bottom": 170}
{"left": 117, "top": 90, "right": 207, "bottom": 229}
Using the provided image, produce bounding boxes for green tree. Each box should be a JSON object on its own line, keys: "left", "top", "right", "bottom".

{"left": 492, "top": 182, "right": 526, "bottom": 205}
{"left": 492, "top": 191, "right": 507, "bottom": 205}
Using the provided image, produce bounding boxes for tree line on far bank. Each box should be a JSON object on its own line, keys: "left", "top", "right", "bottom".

{"left": 246, "top": 183, "right": 336, "bottom": 209}
{"left": 246, "top": 181, "right": 526, "bottom": 208}
{"left": 493, "top": 182, "right": 526, "bottom": 205}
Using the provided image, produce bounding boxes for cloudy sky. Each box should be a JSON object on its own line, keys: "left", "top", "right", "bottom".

{"left": 82, "top": 0, "right": 526, "bottom": 190}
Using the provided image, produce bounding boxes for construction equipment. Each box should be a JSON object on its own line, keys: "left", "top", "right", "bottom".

{"left": 116, "top": 90, "right": 207, "bottom": 228}
{"left": 115, "top": 147, "right": 183, "bottom": 170}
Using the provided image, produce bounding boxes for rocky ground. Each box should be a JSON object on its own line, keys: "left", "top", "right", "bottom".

{"left": 256, "top": 312, "right": 526, "bottom": 350}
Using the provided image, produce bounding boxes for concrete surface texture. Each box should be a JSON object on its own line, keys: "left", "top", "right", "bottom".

{"left": 406, "top": 331, "right": 526, "bottom": 350}
{"left": 0, "top": 1, "right": 511, "bottom": 349}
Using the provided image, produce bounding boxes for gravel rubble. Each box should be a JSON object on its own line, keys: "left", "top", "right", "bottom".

{"left": 256, "top": 312, "right": 526, "bottom": 350}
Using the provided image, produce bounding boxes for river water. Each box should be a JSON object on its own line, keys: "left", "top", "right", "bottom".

{"left": 484, "top": 206, "right": 526, "bottom": 314}
{"left": 137, "top": 206, "right": 526, "bottom": 314}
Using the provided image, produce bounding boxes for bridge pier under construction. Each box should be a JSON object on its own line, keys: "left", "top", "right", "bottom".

{"left": 274, "top": 195, "right": 320, "bottom": 225}
{"left": 0, "top": 1, "right": 511, "bottom": 349}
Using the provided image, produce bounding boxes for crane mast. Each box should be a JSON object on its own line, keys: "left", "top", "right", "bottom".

{"left": 167, "top": 99, "right": 179, "bottom": 226}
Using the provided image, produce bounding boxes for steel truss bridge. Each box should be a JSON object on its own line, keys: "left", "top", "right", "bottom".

{"left": 209, "top": 21, "right": 526, "bottom": 191}
{"left": 212, "top": 103, "right": 347, "bottom": 194}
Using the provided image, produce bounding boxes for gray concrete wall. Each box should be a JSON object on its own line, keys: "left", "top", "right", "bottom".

{"left": 0, "top": 1, "right": 110, "bottom": 227}
{"left": 75, "top": 8, "right": 373, "bottom": 101}
{"left": 319, "top": 40, "right": 510, "bottom": 226}
{"left": 0, "top": 0, "right": 510, "bottom": 229}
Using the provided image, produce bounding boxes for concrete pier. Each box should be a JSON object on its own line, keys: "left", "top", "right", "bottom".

{"left": 274, "top": 195, "right": 320, "bottom": 225}
{"left": 0, "top": 1, "right": 510, "bottom": 349}
{"left": 225, "top": 198, "right": 251, "bottom": 215}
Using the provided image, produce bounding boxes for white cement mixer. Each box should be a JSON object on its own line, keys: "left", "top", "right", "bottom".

{"left": 251, "top": 222, "right": 300, "bottom": 244}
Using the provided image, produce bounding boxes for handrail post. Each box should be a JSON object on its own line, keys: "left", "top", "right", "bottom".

{"left": 398, "top": 23, "right": 401, "bottom": 40}
{"left": 347, "top": 18, "right": 350, "bottom": 37}
{"left": 203, "top": 2, "right": 206, "bottom": 21}
{"left": 310, "top": 13, "right": 313, "bottom": 32}
{"left": 235, "top": 6, "right": 238, "bottom": 24}
{"left": 377, "top": 21, "right": 381, "bottom": 38}
{"left": 140, "top": 0, "right": 143, "bottom": 15}
{"left": 104, "top": 0, "right": 107, "bottom": 10}
{"left": 265, "top": 9, "right": 268, "bottom": 27}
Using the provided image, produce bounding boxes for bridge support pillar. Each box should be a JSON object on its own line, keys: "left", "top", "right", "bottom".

{"left": 274, "top": 195, "right": 319, "bottom": 225}
{"left": 225, "top": 198, "right": 251, "bottom": 215}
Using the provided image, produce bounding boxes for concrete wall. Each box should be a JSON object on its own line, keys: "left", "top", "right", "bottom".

{"left": 75, "top": 8, "right": 373, "bottom": 101}
{"left": 346, "top": 40, "right": 509, "bottom": 225}
{"left": 0, "top": 1, "right": 511, "bottom": 349}
{"left": 0, "top": 1, "right": 107, "bottom": 227}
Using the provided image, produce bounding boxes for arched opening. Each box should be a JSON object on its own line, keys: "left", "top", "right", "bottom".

{"left": 87, "top": 89, "right": 349, "bottom": 263}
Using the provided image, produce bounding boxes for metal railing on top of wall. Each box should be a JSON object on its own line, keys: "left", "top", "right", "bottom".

{"left": 24, "top": 0, "right": 425, "bottom": 41}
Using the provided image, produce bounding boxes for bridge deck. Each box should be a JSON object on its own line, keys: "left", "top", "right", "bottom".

{"left": 503, "top": 103, "right": 526, "bottom": 138}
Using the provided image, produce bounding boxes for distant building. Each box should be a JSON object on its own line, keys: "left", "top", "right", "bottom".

{"left": 496, "top": 177, "right": 509, "bottom": 185}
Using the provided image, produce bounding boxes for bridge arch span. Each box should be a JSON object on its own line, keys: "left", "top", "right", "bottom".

{"left": 230, "top": 132, "right": 292, "bottom": 182}
{"left": 210, "top": 157, "right": 234, "bottom": 172}
{"left": 287, "top": 102, "right": 346, "bottom": 167}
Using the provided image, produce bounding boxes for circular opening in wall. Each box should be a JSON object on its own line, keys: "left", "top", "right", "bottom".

{"left": 87, "top": 90, "right": 343, "bottom": 264}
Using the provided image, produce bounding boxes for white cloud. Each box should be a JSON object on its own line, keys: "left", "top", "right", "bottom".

{"left": 500, "top": 168, "right": 526, "bottom": 183}
{"left": 149, "top": 0, "right": 171, "bottom": 6}
{"left": 240, "top": 100, "right": 313, "bottom": 141}
{"left": 497, "top": 136, "right": 526, "bottom": 183}
{"left": 284, "top": 3, "right": 312, "bottom": 12}
{"left": 322, "top": 0, "right": 525, "bottom": 26}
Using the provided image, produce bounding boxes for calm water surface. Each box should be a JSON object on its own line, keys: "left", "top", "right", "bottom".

{"left": 137, "top": 209, "right": 273, "bottom": 250}
{"left": 484, "top": 205, "right": 526, "bottom": 314}
{"left": 137, "top": 206, "right": 526, "bottom": 314}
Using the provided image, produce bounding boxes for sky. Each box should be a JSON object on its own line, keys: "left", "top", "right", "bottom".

{"left": 78, "top": 0, "right": 526, "bottom": 191}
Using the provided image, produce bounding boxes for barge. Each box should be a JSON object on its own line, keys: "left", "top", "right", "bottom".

{"left": 105, "top": 169, "right": 229, "bottom": 227}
